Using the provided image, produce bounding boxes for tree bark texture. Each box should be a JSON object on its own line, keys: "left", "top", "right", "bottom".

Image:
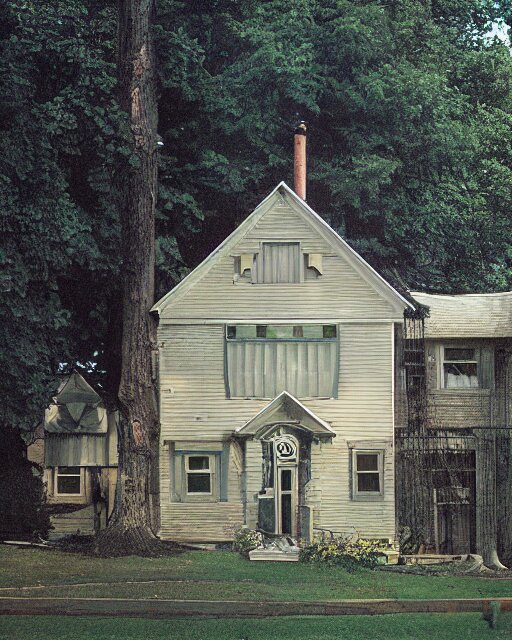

{"left": 96, "top": 0, "right": 160, "bottom": 555}
{"left": 476, "top": 429, "right": 507, "bottom": 569}
{"left": 496, "top": 346, "right": 512, "bottom": 566}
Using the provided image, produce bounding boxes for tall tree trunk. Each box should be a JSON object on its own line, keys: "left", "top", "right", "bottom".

{"left": 96, "top": 0, "right": 160, "bottom": 555}
{"left": 476, "top": 429, "right": 507, "bottom": 569}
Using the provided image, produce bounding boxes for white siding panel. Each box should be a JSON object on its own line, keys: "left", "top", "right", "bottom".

{"left": 236, "top": 204, "right": 333, "bottom": 254}
{"left": 161, "top": 256, "right": 394, "bottom": 320}
{"left": 161, "top": 503, "right": 244, "bottom": 542}
{"left": 159, "top": 202, "right": 395, "bottom": 321}
{"left": 159, "top": 322, "right": 395, "bottom": 541}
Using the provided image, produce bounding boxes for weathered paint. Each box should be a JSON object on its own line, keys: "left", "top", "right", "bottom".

{"left": 156, "top": 185, "right": 405, "bottom": 543}
{"left": 158, "top": 322, "right": 396, "bottom": 542}
{"left": 425, "top": 339, "right": 494, "bottom": 429}
{"left": 153, "top": 184, "right": 410, "bottom": 320}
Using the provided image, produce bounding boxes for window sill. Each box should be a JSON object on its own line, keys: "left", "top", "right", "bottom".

{"left": 351, "top": 494, "right": 385, "bottom": 502}
{"left": 48, "top": 495, "right": 87, "bottom": 504}
{"left": 173, "top": 496, "right": 220, "bottom": 503}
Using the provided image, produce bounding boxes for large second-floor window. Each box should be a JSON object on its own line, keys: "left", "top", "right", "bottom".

{"left": 441, "top": 347, "right": 479, "bottom": 388}
{"left": 226, "top": 324, "right": 338, "bottom": 399}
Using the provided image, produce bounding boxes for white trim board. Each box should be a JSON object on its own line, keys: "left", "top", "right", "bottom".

{"left": 157, "top": 318, "right": 404, "bottom": 325}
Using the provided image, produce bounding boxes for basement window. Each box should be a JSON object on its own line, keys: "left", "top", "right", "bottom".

{"left": 352, "top": 451, "right": 383, "bottom": 499}
{"left": 55, "top": 466, "right": 83, "bottom": 496}
{"left": 442, "top": 347, "right": 479, "bottom": 389}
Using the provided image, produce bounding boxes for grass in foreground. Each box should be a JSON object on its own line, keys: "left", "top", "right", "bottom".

{"left": 1, "top": 613, "right": 512, "bottom": 640}
{"left": 1, "top": 546, "right": 512, "bottom": 602}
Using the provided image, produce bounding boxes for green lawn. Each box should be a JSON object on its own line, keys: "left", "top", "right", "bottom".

{"left": 1, "top": 546, "right": 512, "bottom": 602}
{"left": 0, "top": 614, "right": 511, "bottom": 640}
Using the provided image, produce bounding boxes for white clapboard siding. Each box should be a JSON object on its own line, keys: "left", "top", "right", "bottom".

{"left": 160, "top": 503, "right": 244, "bottom": 542}
{"left": 161, "top": 255, "right": 395, "bottom": 321}
{"left": 235, "top": 203, "right": 333, "bottom": 254}
{"left": 158, "top": 198, "right": 398, "bottom": 321}
{"left": 49, "top": 505, "right": 95, "bottom": 538}
{"left": 159, "top": 322, "right": 395, "bottom": 542}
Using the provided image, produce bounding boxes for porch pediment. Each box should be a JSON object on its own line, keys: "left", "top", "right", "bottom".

{"left": 234, "top": 391, "right": 335, "bottom": 439}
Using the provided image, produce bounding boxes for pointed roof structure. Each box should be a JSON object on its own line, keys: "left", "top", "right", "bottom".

{"left": 44, "top": 371, "right": 108, "bottom": 434}
{"left": 152, "top": 182, "right": 413, "bottom": 316}
{"left": 234, "top": 391, "right": 336, "bottom": 439}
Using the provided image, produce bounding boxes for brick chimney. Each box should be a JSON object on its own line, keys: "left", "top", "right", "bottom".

{"left": 294, "top": 122, "right": 307, "bottom": 200}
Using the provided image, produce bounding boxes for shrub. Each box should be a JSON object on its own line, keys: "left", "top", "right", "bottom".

{"left": 232, "top": 527, "right": 262, "bottom": 558}
{"left": 0, "top": 425, "right": 50, "bottom": 540}
{"left": 300, "top": 536, "right": 383, "bottom": 571}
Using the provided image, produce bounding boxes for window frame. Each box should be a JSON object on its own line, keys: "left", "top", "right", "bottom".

{"left": 54, "top": 466, "right": 84, "bottom": 497}
{"left": 254, "top": 241, "right": 303, "bottom": 284}
{"left": 225, "top": 324, "right": 339, "bottom": 400}
{"left": 185, "top": 454, "right": 213, "bottom": 496}
{"left": 351, "top": 450, "right": 384, "bottom": 500}
{"left": 440, "top": 345, "right": 479, "bottom": 390}
{"left": 171, "top": 450, "right": 223, "bottom": 503}
{"left": 225, "top": 324, "right": 338, "bottom": 342}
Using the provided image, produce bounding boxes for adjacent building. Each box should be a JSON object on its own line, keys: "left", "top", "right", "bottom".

{"left": 30, "top": 372, "right": 119, "bottom": 537}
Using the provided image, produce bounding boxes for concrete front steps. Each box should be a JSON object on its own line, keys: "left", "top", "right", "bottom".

{"left": 249, "top": 547, "right": 300, "bottom": 561}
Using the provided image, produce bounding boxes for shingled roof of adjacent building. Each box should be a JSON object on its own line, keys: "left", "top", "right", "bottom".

{"left": 410, "top": 291, "right": 512, "bottom": 338}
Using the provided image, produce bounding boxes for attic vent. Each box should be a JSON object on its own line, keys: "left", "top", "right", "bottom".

{"left": 254, "top": 242, "right": 301, "bottom": 284}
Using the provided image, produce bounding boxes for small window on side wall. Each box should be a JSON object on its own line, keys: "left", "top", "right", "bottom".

{"left": 173, "top": 452, "right": 221, "bottom": 502}
{"left": 55, "top": 466, "right": 83, "bottom": 496}
{"left": 185, "top": 455, "right": 212, "bottom": 495}
{"left": 442, "top": 347, "right": 479, "bottom": 389}
{"left": 352, "top": 451, "right": 383, "bottom": 499}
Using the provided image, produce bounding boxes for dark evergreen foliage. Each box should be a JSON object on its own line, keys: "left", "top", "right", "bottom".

{"left": 1, "top": 0, "right": 512, "bottom": 430}
{"left": 0, "top": 426, "right": 50, "bottom": 539}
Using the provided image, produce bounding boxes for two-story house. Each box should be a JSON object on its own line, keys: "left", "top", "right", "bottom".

{"left": 151, "top": 180, "right": 413, "bottom": 545}
{"left": 396, "top": 292, "right": 512, "bottom": 567}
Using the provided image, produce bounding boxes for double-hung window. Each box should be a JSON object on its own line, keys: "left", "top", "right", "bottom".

{"left": 171, "top": 449, "right": 223, "bottom": 503}
{"left": 352, "top": 451, "right": 384, "bottom": 499}
{"left": 225, "top": 324, "right": 338, "bottom": 399}
{"left": 441, "top": 347, "right": 479, "bottom": 389}
{"left": 55, "top": 466, "right": 83, "bottom": 496}
{"left": 185, "top": 455, "right": 213, "bottom": 495}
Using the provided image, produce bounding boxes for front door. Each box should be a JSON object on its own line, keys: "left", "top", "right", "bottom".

{"left": 276, "top": 466, "right": 297, "bottom": 535}
{"left": 274, "top": 435, "right": 299, "bottom": 536}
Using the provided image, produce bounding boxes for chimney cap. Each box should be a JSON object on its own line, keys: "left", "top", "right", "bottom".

{"left": 294, "top": 121, "right": 307, "bottom": 135}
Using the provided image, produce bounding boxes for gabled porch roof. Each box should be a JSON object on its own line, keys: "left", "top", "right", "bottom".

{"left": 234, "top": 391, "right": 335, "bottom": 439}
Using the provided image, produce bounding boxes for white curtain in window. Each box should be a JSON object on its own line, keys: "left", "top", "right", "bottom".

{"left": 227, "top": 340, "right": 337, "bottom": 398}
{"left": 255, "top": 243, "right": 301, "bottom": 283}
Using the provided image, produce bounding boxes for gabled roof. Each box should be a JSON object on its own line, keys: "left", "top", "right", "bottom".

{"left": 54, "top": 371, "right": 101, "bottom": 405}
{"left": 44, "top": 372, "right": 108, "bottom": 434}
{"left": 234, "top": 391, "right": 336, "bottom": 439}
{"left": 411, "top": 291, "right": 512, "bottom": 338}
{"left": 152, "top": 182, "right": 413, "bottom": 315}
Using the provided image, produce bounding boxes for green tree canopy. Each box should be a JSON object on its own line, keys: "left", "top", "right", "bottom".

{"left": 1, "top": 0, "right": 512, "bottom": 429}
